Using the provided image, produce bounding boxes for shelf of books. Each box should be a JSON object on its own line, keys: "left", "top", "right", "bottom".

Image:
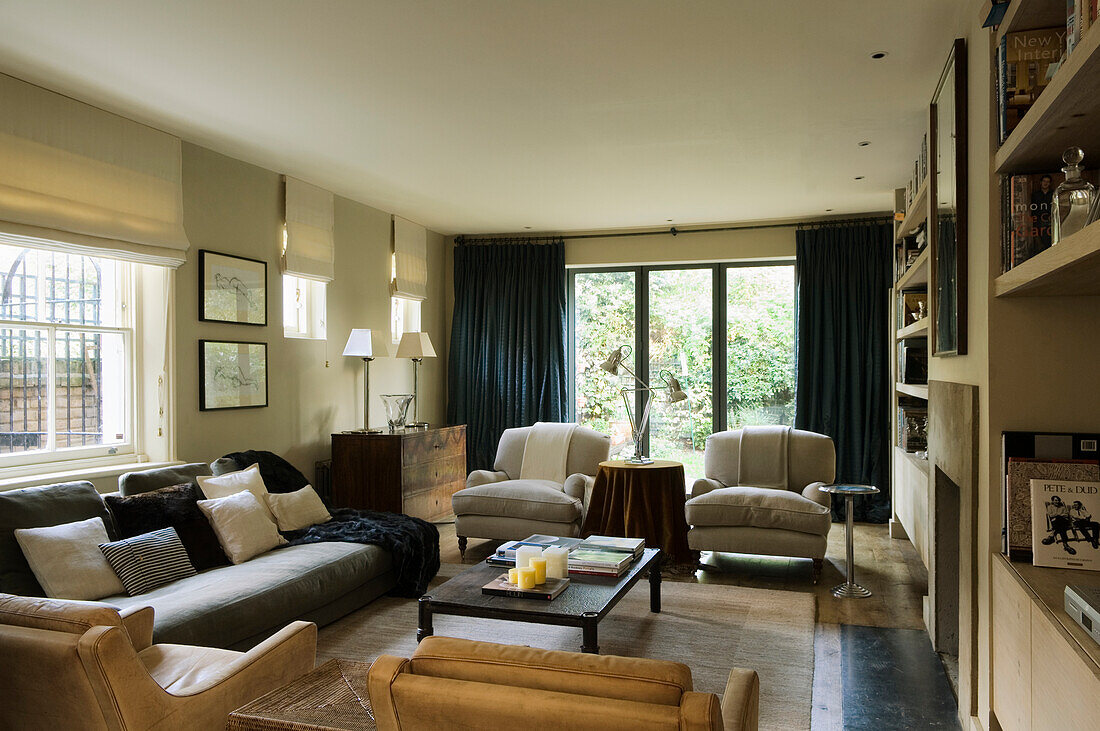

{"left": 895, "top": 247, "right": 929, "bottom": 290}
{"left": 895, "top": 178, "right": 929, "bottom": 244}
{"left": 995, "top": 218, "right": 1100, "bottom": 296}
{"left": 896, "top": 382, "right": 929, "bottom": 400}
{"left": 995, "top": 9, "right": 1100, "bottom": 174}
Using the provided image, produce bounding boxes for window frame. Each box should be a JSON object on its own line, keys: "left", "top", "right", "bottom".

{"left": 0, "top": 247, "right": 137, "bottom": 469}
{"left": 567, "top": 259, "right": 795, "bottom": 457}
{"left": 282, "top": 274, "right": 327, "bottom": 340}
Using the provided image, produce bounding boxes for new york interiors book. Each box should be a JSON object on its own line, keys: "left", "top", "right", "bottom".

{"left": 1030, "top": 479, "right": 1100, "bottom": 570}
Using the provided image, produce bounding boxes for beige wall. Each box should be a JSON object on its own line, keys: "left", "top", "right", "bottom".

{"left": 176, "top": 143, "right": 447, "bottom": 481}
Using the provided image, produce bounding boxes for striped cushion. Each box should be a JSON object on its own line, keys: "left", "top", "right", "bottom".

{"left": 98, "top": 527, "right": 196, "bottom": 596}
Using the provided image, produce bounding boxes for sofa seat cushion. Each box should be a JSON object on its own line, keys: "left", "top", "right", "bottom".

{"left": 685, "top": 486, "right": 831, "bottom": 536}
{"left": 104, "top": 542, "right": 392, "bottom": 648}
{"left": 452, "top": 481, "right": 582, "bottom": 523}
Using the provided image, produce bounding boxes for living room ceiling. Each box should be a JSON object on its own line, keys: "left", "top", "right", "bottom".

{"left": 0, "top": 1, "right": 963, "bottom": 235}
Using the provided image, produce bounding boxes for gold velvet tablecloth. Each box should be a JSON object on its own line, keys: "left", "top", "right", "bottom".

{"left": 580, "top": 460, "right": 691, "bottom": 561}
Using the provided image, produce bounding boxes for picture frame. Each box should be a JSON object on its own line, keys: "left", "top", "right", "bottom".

{"left": 199, "top": 339, "right": 268, "bottom": 411}
{"left": 198, "top": 249, "right": 267, "bottom": 326}
{"left": 930, "top": 38, "right": 968, "bottom": 356}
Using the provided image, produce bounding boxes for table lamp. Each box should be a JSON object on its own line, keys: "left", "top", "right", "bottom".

{"left": 396, "top": 331, "right": 436, "bottom": 427}
{"left": 342, "top": 329, "right": 391, "bottom": 432}
{"left": 600, "top": 347, "right": 690, "bottom": 464}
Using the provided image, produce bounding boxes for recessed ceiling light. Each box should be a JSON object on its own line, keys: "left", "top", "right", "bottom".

{"left": 854, "top": 176, "right": 865, "bottom": 180}
{"left": 825, "top": 208, "right": 834, "bottom": 212}
{"left": 666, "top": 219, "right": 673, "bottom": 222}
{"left": 858, "top": 141, "right": 871, "bottom": 147}
{"left": 870, "top": 51, "right": 888, "bottom": 59}
{"left": 523, "top": 226, "right": 532, "bottom": 230}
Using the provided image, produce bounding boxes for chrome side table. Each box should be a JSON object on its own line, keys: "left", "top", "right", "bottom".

{"left": 819, "top": 484, "right": 880, "bottom": 598}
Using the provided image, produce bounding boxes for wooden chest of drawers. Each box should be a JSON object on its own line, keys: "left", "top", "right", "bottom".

{"left": 330, "top": 425, "right": 466, "bottom": 522}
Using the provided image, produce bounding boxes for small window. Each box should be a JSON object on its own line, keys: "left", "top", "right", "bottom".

{"left": 0, "top": 243, "right": 134, "bottom": 466}
{"left": 282, "top": 275, "right": 326, "bottom": 340}
{"left": 391, "top": 297, "right": 421, "bottom": 345}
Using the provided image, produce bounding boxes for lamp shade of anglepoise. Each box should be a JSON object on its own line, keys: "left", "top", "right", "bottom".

{"left": 396, "top": 331, "right": 436, "bottom": 360}
{"left": 342, "top": 329, "right": 390, "bottom": 359}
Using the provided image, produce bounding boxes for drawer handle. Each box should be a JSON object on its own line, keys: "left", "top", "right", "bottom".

{"left": 433, "top": 442, "right": 443, "bottom": 449}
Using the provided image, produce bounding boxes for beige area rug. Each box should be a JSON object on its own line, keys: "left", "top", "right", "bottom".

{"left": 317, "top": 567, "right": 815, "bottom": 730}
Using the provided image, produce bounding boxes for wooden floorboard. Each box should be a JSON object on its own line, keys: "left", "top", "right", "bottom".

{"left": 434, "top": 518, "right": 935, "bottom": 728}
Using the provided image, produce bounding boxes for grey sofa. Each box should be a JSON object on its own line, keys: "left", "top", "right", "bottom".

{"left": 0, "top": 468, "right": 395, "bottom": 650}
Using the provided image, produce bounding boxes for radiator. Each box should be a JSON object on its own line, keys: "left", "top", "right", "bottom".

{"left": 314, "top": 459, "right": 333, "bottom": 502}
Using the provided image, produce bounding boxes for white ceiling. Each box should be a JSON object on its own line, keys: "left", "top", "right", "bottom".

{"left": 0, "top": 1, "right": 964, "bottom": 235}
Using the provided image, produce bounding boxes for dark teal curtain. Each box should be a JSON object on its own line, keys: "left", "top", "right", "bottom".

{"left": 448, "top": 239, "right": 568, "bottom": 470}
{"left": 795, "top": 222, "right": 893, "bottom": 523}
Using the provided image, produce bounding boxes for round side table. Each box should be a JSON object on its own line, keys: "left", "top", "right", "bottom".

{"left": 819, "top": 483, "right": 880, "bottom": 598}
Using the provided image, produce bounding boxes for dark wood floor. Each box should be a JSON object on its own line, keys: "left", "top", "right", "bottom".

{"left": 438, "top": 520, "right": 949, "bottom": 729}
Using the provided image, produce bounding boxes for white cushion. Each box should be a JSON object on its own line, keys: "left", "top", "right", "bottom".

{"left": 685, "top": 486, "right": 831, "bottom": 536}
{"left": 14, "top": 517, "right": 126, "bottom": 600}
{"left": 452, "top": 481, "right": 582, "bottom": 523}
{"left": 196, "top": 491, "right": 287, "bottom": 564}
{"left": 196, "top": 464, "right": 276, "bottom": 523}
{"left": 265, "top": 486, "right": 332, "bottom": 532}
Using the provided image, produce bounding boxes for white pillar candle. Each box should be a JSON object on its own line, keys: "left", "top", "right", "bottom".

{"left": 515, "top": 546, "right": 541, "bottom": 569}
{"left": 544, "top": 547, "right": 568, "bottom": 579}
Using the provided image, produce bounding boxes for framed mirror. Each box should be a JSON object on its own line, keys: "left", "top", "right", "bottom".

{"left": 931, "top": 38, "right": 967, "bottom": 356}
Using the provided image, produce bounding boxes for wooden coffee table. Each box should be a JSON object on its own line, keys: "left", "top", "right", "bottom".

{"left": 417, "top": 547, "right": 663, "bottom": 654}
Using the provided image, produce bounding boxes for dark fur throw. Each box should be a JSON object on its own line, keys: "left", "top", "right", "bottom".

{"left": 215, "top": 450, "right": 310, "bottom": 494}
{"left": 282, "top": 508, "right": 440, "bottom": 597}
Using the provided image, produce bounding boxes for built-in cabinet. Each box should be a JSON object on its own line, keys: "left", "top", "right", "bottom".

{"left": 988, "top": 1, "right": 1100, "bottom": 727}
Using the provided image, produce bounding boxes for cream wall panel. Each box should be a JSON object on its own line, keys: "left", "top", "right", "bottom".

{"left": 991, "top": 559, "right": 1031, "bottom": 731}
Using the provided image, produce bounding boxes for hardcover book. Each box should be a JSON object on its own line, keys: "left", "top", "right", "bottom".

{"left": 1006, "top": 458, "right": 1099, "bottom": 559}
{"left": 1007, "top": 169, "right": 1099, "bottom": 269}
{"left": 1030, "top": 479, "right": 1100, "bottom": 570}
{"left": 1002, "top": 27, "right": 1066, "bottom": 141}
{"left": 482, "top": 574, "right": 571, "bottom": 600}
{"left": 495, "top": 535, "right": 582, "bottom": 558}
{"left": 575, "top": 536, "right": 644, "bottom": 556}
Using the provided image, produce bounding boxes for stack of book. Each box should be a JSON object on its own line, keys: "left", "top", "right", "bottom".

{"left": 485, "top": 534, "right": 645, "bottom": 577}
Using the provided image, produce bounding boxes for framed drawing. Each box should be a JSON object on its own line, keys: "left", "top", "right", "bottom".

{"left": 199, "top": 250, "right": 267, "bottom": 325}
{"left": 199, "top": 340, "right": 268, "bottom": 410}
{"left": 930, "top": 38, "right": 968, "bottom": 356}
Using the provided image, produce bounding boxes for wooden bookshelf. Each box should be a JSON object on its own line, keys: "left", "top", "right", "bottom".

{"left": 895, "top": 445, "right": 930, "bottom": 475}
{"left": 996, "top": 0, "right": 1065, "bottom": 40}
{"left": 995, "top": 18, "right": 1100, "bottom": 174}
{"left": 895, "top": 178, "right": 929, "bottom": 243}
{"left": 896, "top": 382, "right": 929, "bottom": 399}
{"left": 895, "top": 247, "right": 930, "bottom": 289}
{"left": 995, "top": 219, "right": 1100, "bottom": 296}
{"left": 896, "top": 319, "right": 930, "bottom": 340}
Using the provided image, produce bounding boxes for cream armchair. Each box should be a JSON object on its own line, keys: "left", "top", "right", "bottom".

{"left": 452, "top": 425, "right": 610, "bottom": 557}
{"left": 0, "top": 593, "right": 316, "bottom": 730}
{"left": 369, "top": 636, "right": 759, "bottom": 731}
{"left": 685, "top": 426, "right": 836, "bottom": 582}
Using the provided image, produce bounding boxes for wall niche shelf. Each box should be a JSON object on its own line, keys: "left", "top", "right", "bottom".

{"left": 995, "top": 219, "right": 1100, "bottom": 297}
{"left": 896, "top": 247, "right": 930, "bottom": 289}
{"left": 896, "top": 319, "right": 930, "bottom": 340}
{"left": 895, "top": 178, "right": 929, "bottom": 243}
{"left": 895, "top": 382, "right": 929, "bottom": 400}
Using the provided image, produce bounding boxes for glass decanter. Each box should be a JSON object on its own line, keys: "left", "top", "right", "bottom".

{"left": 1052, "top": 146, "right": 1095, "bottom": 244}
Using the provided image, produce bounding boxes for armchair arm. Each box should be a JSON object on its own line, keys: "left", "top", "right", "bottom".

{"left": 680, "top": 691, "right": 724, "bottom": 731}
{"left": 690, "top": 477, "right": 726, "bottom": 500}
{"left": 563, "top": 473, "right": 594, "bottom": 503}
{"left": 466, "top": 470, "right": 510, "bottom": 488}
{"left": 119, "top": 605, "right": 154, "bottom": 651}
{"left": 367, "top": 655, "right": 408, "bottom": 731}
{"left": 720, "top": 667, "right": 760, "bottom": 731}
{"left": 801, "top": 481, "right": 831, "bottom": 510}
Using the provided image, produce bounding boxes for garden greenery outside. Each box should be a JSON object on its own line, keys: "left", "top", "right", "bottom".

{"left": 574, "top": 265, "right": 795, "bottom": 479}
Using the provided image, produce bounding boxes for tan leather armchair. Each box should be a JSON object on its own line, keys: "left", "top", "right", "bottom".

{"left": 0, "top": 593, "right": 317, "bottom": 730}
{"left": 368, "top": 636, "right": 759, "bottom": 731}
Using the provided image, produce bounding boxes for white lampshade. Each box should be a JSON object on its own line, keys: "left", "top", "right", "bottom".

{"left": 342, "top": 329, "right": 390, "bottom": 358}
{"left": 396, "top": 331, "right": 436, "bottom": 359}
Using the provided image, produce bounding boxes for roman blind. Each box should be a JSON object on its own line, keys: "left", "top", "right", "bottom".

{"left": 0, "top": 73, "right": 191, "bottom": 267}
{"left": 392, "top": 215, "right": 427, "bottom": 301}
{"left": 283, "top": 176, "right": 334, "bottom": 282}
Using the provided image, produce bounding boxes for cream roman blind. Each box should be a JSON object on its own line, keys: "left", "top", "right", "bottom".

{"left": 0, "top": 73, "right": 191, "bottom": 267}
{"left": 283, "top": 176, "right": 335, "bottom": 282}
{"left": 392, "top": 215, "right": 427, "bottom": 301}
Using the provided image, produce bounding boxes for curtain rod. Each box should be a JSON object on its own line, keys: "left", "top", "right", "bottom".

{"left": 457, "top": 216, "right": 891, "bottom": 243}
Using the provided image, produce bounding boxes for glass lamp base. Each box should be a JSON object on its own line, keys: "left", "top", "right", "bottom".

{"left": 831, "top": 582, "right": 872, "bottom": 598}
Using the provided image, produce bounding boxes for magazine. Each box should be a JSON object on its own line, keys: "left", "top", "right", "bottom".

{"left": 1030, "top": 479, "right": 1100, "bottom": 570}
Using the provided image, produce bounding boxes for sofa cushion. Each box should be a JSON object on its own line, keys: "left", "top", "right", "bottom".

{"left": 103, "top": 542, "right": 392, "bottom": 647}
{"left": 99, "top": 527, "right": 197, "bottom": 596}
{"left": 119, "top": 463, "right": 212, "bottom": 496}
{"left": 0, "top": 481, "right": 114, "bottom": 596}
{"left": 265, "top": 486, "right": 332, "bottom": 532}
{"left": 15, "top": 518, "right": 126, "bottom": 600}
{"left": 685, "top": 486, "right": 831, "bottom": 536}
{"left": 452, "top": 481, "right": 582, "bottom": 523}
{"left": 105, "top": 484, "right": 229, "bottom": 571}
{"left": 197, "top": 491, "right": 287, "bottom": 564}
